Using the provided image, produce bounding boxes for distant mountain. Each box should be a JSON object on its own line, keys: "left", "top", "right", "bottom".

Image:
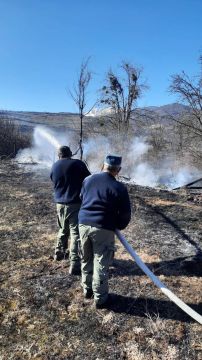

{"left": 88, "top": 103, "right": 190, "bottom": 118}
{"left": 143, "top": 103, "right": 190, "bottom": 117}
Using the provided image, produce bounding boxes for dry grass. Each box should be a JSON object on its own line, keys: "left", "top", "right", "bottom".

{"left": 148, "top": 198, "right": 201, "bottom": 210}
{"left": 0, "top": 160, "right": 201, "bottom": 360}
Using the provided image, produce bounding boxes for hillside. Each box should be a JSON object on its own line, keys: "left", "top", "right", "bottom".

{"left": 0, "top": 103, "right": 189, "bottom": 131}
{"left": 0, "top": 110, "right": 80, "bottom": 130}
{"left": 0, "top": 160, "right": 201, "bottom": 359}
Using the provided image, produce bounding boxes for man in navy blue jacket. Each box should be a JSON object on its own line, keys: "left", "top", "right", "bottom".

{"left": 50, "top": 146, "right": 90, "bottom": 274}
{"left": 78, "top": 154, "right": 131, "bottom": 308}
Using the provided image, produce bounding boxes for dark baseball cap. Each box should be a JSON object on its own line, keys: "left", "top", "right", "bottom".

{"left": 104, "top": 154, "right": 122, "bottom": 166}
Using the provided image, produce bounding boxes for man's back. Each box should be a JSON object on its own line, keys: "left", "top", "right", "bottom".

{"left": 50, "top": 158, "right": 90, "bottom": 204}
{"left": 79, "top": 172, "right": 131, "bottom": 230}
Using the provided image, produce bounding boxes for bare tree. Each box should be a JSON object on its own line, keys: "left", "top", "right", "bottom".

{"left": 168, "top": 56, "right": 202, "bottom": 165}
{"left": 169, "top": 55, "right": 202, "bottom": 138}
{"left": 70, "top": 58, "right": 92, "bottom": 160}
{"left": 100, "top": 61, "right": 147, "bottom": 133}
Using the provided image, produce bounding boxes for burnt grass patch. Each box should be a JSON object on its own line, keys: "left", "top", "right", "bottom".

{"left": 0, "top": 160, "right": 201, "bottom": 360}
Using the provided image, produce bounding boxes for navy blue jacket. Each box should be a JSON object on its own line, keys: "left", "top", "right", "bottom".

{"left": 79, "top": 172, "right": 131, "bottom": 230}
{"left": 50, "top": 158, "right": 90, "bottom": 204}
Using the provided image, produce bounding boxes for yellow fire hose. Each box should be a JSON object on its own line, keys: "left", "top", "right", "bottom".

{"left": 115, "top": 230, "right": 202, "bottom": 325}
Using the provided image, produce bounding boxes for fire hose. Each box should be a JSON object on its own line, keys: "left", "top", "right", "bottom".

{"left": 115, "top": 230, "right": 202, "bottom": 325}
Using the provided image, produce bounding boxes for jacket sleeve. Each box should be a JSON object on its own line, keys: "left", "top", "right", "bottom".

{"left": 50, "top": 165, "right": 54, "bottom": 182}
{"left": 116, "top": 186, "right": 131, "bottom": 230}
{"left": 82, "top": 162, "right": 91, "bottom": 178}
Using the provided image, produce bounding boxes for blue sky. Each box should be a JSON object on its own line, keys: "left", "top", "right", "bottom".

{"left": 0, "top": 0, "right": 201, "bottom": 112}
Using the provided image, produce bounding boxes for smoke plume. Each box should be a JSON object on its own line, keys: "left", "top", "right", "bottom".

{"left": 16, "top": 126, "right": 200, "bottom": 189}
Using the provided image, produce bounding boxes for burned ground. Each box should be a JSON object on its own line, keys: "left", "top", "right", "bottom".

{"left": 0, "top": 160, "right": 201, "bottom": 360}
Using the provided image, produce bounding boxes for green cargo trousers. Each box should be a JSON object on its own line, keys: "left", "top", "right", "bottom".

{"left": 79, "top": 224, "right": 115, "bottom": 305}
{"left": 56, "top": 203, "right": 80, "bottom": 264}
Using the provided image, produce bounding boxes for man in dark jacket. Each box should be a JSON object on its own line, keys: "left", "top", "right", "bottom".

{"left": 50, "top": 145, "right": 90, "bottom": 274}
{"left": 78, "top": 154, "right": 131, "bottom": 308}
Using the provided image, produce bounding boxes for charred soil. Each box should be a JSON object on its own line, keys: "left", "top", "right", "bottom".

{"left": 0, "top": 160, "right": 202, "bottom": 360}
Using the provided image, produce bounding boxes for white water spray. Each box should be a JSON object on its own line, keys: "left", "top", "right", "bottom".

{"left": 16, "top": 126, "right": 74, "bottom": 168}
{"left": 34, "top": 127, "right": 61, "bottom": 149}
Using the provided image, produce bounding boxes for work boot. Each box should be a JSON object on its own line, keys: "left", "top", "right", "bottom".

{"left": 84, "top": 289, "right": 93, "bottom": 299}
{"left": 109, "top": 250, "right": 115, "bottom": 266}
{"left": 54, "top": 251, "right": 65, "bottom": 261}
{"left": 69, "top": 263, "right": 81, "bottom": 275}
{"left": 94, "top": 295, "right": 114, "bottom": 309}
{"left": 54, "top": 249, "right": 69, "bottom": 261}
{"left": 64, "top": 250, "right": 69, "bottom": 260}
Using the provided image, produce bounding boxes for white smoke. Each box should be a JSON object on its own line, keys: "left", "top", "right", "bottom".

{"left": 129, "top": 137, "right": 152, "bottom": 158}
{"left": 159, "top": 167, "right": 201, "bottom": 189}
{"left": 130, "top": 163, "right": 158, "bottom": 187}
{"left": 83, "top": 135, "right": 111, "bottom": 172}
{"left": 16, "top": 126, "right": 200, "bottom": 188}
{"left": 83, "top": 135, "right": 200, "bottom": 189}
{"left": 121, "top": 137, "right": 155, "bottom": 183}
